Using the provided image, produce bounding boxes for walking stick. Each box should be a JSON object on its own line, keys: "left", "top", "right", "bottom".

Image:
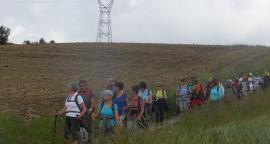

{"left": 85, "top": 111, "right": 92, "bottom": 144}
{"left": 52, "top": 109, "right": 58, "bottom": 144}
{"left": 92, "top": 116, "right": 95, "bottom": 144}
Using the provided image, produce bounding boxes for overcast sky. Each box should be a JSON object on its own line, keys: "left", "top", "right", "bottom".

{"left": 1, "top": 0, "right": 270, "bottom": 45}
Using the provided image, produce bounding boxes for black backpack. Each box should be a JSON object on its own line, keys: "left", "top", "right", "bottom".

{"left": 78, "top": 95, "right": 91, "bottom": 110}
{"left": 74, "top": 94, "right": 91, "bottom": 115}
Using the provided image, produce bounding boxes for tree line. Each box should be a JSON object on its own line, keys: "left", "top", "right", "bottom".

{"left": 0, "top": 25, "right": 55, "bottom": 45}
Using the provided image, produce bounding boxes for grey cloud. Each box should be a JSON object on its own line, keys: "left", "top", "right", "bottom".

{"left": 0, "top": 0, "right": 269, "bottom": 45}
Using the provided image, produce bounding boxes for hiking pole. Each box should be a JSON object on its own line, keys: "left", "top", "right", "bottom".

{"left": 85, "top": 111, "right": 92, "bottom": 144}
{"left": 92, "top": 114, "right": 95, "bottom": 144}
{"left": 52, "top": 109, "right": 58, "bottom": 144}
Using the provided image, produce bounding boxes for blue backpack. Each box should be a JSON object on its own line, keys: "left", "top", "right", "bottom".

{"left": 177, "top": 85, "right": 189, "bottom": 101}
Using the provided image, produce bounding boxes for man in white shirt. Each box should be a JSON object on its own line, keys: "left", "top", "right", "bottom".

{"left": 56, "top": 82, "right": 87, "bottom": 144}
{"left": 138, "top": 81, "right": 153, "bottom": 119}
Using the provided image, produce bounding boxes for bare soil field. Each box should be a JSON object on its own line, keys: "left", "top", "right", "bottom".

{"left": 0, "top": 43, "right": 269, "bottom": 116}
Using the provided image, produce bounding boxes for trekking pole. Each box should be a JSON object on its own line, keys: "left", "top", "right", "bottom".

{"left": 52, "top": 109, "right": 58, "bottom": 144}
{"left": 92, "top": 116, "right": 95, "bottom": 144}
{"left": 85, "top": 111, "right": 92, "bottom": 144}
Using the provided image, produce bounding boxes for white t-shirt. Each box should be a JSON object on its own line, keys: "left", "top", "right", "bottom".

{"left": 65, "top": 92, "right": 84, "bottom": 117}
{"left": 138, "top": 89, "right": 152, "bottom": 101}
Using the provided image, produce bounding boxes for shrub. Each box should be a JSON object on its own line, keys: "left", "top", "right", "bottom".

{"left": 0, "top": 26, "right": 11, "bottom": 45}
{"left": 49, "top": 40, "right": 55, "bottom": 44}
{"left": 39, "top": 38, "right": 46, "bottom": 44}
{"left": 23, "top": 40, "right": 31, "bottom": 44}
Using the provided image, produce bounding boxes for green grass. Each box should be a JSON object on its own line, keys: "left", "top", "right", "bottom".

{"left": 1, "top": 88, "right": 270, "bottom": 144}
{"left": 115, "top": 89, "right": 270, "bottom": 144}
{"left": 0, "top": 116, "right": 66, "bottom": 144}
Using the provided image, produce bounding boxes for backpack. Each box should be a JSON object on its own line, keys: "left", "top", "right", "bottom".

{"left": 191, "top": 84, "right": 205, "bottom": 100}
{"left": 75, "top": 95, "right": 91, "bottom": 112}
{"left": 153, "top": 89, "right": 168, "bottom": 112}
{"left": 210, "top": 86, "right": 221, "bottom": 100}
{"left": 79, "top": 95, "right": 91, "bottom": 109}
{"left": 147, "top": 89, "right": 151, "bottom": 97}
{"left": 154, "top": 89, "right": 166, "bottom": 99}
{"left": 177, "top": 85, "right": 189, "bottom": 97}
{"left": 129, "top": 96, "right": 142, "bottom": 112}
{"left": 100, "top": 102, "right": 116, "bottom": 116}
{"left": 68, "top": 94, "right": 91, "bottom": 133}
{"left": 139, "top": 89, "right": 151, "bottom": 100}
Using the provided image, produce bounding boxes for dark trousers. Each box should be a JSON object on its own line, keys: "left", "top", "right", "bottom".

{"left": 153, "top": 99, "right": 166, "bottom": 124}
{"left": 64, "top": 117, "right": 80, "bottom": 140}
{"left": 144, "top": 103, "right": 151, "bottom": 118}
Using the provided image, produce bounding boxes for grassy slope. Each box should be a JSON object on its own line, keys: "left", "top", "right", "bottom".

{"left": 0, "top": 116, "right": 65, "bottom": 144}
{"left": 115, "top": 89, "right": 270, "bottom": 144}
{"left": 1, "top": 89, "right": 270, "bottom": 144}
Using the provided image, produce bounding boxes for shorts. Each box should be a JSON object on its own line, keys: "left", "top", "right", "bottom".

{"left": 179, "top": 100, "right": 189, "bottom": 112}
{"left": 119, "top": 114, "right": 126, "bottom": 126}
{"left": 176, "top": 97, "right": 189, "bottom": 113}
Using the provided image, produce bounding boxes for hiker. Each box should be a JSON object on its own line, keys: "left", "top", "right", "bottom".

{"left": 253, "top": 75, "right": 264, "bottom": 90}
{"left": 93, "top": 90, "right": 119, "bottom": 135}
{"left": 225, "top": 78, "right": 234, "bottom": 89}
{"left": 55, "top": 82, "right": 87, "bottom": 144}
{"left": 190, "top": 79, "right": 206, "bottom": 107}
{"left": 247, "top": 73, "right": 255, "bottom": 92}
{"left": 240, "top": 76, "right": 249, "bottom": 96}
{"left": 187, "top": 77, "right": 195, "bottom": 93}
{"left": 232, "top": 78, "right": 242, "bottom": 99}
{"left": 206, "top": 78, "right": 214, "bottom": 101}
{"left": 79, "top": 80, "right": 95, "bottom": 113}
{"left": 99, "top": 78, "right": 116, "bottom": 104}
{"left": 113, "top": 82, "right": 128, "bottom": 127}
{"left": 209, "top": 79, "right": 224, "bottom": 104}
{"left": 263, "top": 71, "right": 270, "bottom": 88}
{"left": 176, "top": 78, "right": 190, "bottom": 115}
{"left": 264, "top": 70, "right": 270, "bottom": 78}
{"left": 126, "top": 86, "right": 144, "bottom": 129}
{"left": 78, "top": 80, "right": 95, "bottom": 132}
{"left": 152, "top": 83, "right": 168, "bottom": 125}
{"left": 138, "top": 81, "right": 153, "bottom": 121}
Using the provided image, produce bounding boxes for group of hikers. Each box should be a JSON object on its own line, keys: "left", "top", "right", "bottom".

{"left": 226, "top": 71, "right": 270, "bottom": 99}
{"left": 54, "top": 70, "right": 270, "bottom": 144}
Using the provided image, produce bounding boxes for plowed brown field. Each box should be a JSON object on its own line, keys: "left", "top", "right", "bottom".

{"left": 0, "top": 43, "right": 269, "bottom": 116}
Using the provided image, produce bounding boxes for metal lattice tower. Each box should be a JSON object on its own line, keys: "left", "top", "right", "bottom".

{"left": 96, "top": 0, "right": 114, "bottom": 43}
